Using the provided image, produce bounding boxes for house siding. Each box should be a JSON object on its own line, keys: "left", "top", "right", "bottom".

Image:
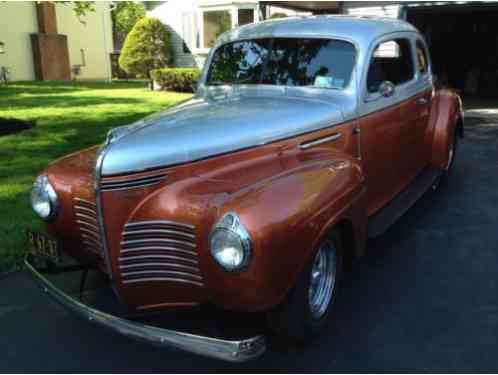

{"left": 56, "top": 2, "right": 114, "bottom": 80}
{"left": 0, "top": 2, "right": 39, "bottom": 81}
{"left": 148, "top": 1, "right": 199, "bottom": 68}
{"left": 343, "top": 1, "right": 401, "bottom": 19}
{"left": 0, "top": 2, "right": 112, "bottom": 82}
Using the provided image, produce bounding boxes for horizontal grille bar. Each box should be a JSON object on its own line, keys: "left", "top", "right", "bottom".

{"left": 123, "top": 229, "right": 196, "bottom": 240}
{"left": 119, "top": 262, "right": 200, "bottom": 274}
{"left": 121, "top": 238, "right": 196, "bottom": 250}
{"left": 120, "top": 246, "right": 198, "bottom": 257}
{"left": 119, "top": 220, "right": 202, "bottom": 287}
{"left": 122, "top": 278, "right": 204, "bottom": 287}
{"left": 119, "top": 254, "right": 199, "bottom": 265}
{"left": 125, "top": 220, "right": 195, "bottom": 231}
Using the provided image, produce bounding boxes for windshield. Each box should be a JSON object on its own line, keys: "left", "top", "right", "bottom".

{"left": 206, "top": 38, "right": 356, "bottom": 89}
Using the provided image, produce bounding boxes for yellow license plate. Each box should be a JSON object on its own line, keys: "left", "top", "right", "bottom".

{"left": 26, "top": 230, "right": 60, "bottom": 263}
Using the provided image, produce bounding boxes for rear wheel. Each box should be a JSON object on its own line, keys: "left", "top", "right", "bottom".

{"left": 267, "top": 230, "right": 343, "bottom": 342}
{"left": 433, "top": 131, "right": 458, "bottom": 190}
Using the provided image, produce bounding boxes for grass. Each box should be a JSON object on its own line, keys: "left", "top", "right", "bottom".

{"left": 0, "top": 81, "right": 191, "bottom": 272}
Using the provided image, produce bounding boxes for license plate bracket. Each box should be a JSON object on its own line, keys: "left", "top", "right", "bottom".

{"left": 26, "top": 230, "right": 61, "bottom": 264}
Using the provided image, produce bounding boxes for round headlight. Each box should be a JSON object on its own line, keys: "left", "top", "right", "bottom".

{"left": 209, "top": 212, "right": 252, "bottom": 272}
{"left": 31, "top": 175, "right": 58, "bottom": 220}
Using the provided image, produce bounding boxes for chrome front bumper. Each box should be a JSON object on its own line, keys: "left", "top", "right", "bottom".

{"left": 24, "top": 259, "right": 266, "bottom": 363}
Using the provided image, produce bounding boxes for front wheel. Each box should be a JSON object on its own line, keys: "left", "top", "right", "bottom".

{"left": 267, "top": 231, "right": 343, "bottom": 342}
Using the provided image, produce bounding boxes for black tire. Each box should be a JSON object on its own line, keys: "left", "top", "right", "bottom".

{"left": 267, "top": 230, "right": 343, "bottom": 342}
{"left": 444, "top": 130, "right": 458, "bottom": 176}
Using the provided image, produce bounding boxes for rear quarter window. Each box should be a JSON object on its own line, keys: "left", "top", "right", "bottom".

{"left": 367, "top": 38, "right": 415, "bottom": 93}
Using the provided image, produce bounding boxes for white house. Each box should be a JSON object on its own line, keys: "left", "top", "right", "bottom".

{"left": 145, "top": 0, "right": 307, "bottom": 68}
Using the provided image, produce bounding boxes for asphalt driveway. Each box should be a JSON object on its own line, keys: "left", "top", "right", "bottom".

{"left": 1, "top": 110, "right": 497, "bottom": 373}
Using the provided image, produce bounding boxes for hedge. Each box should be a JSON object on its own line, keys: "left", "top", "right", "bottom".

{"left": 151, "top": 68, "right": 201, "bottom": 93}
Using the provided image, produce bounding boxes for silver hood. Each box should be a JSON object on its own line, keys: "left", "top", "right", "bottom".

{"left": 101, "top": 88, "right": 345, "bottom": 176}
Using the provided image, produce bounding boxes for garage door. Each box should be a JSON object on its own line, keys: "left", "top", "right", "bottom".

{"left": 405, "top": 3, "right": 498, "bottom": 99}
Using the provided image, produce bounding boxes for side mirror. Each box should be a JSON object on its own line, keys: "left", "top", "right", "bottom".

{"left": 379, "top": 81, "right": 395, "bottom": 98}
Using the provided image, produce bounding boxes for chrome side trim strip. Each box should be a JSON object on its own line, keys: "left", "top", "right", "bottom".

{"left": 299, "top": 133, "right": 342, "bottom": 150}
{"left": 94, "top": 143, "right": 114, "bottom": 279}
{"left": 25, "top": 259, "right": 266, "bottom": 363}
{"left": 101, "top": 180, "right": 163, "bottom": 192}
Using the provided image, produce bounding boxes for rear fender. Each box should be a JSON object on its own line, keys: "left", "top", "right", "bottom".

{"left": 429, "top": 89, "right": 464, "bottom": 170}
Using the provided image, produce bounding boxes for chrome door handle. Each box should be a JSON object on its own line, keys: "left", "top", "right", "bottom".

{"left": 418, "top": 98, "right": 429, "bottom": 106}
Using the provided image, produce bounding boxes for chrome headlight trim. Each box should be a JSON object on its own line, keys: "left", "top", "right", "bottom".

{"left": 209, "top": 212, "right": 252, "bottom": 272}
{"left": 31, "top": 175, "right": 59, "bottom": 221}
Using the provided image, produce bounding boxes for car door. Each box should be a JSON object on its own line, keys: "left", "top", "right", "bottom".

{"left": 359, "top": 37, "right": 418, "bottom": 216}
{"left": 397, "top": 37, "right": 434, "bottom": 184}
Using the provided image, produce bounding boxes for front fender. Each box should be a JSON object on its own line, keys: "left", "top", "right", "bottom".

{"left": 208, "top": 149, "right": 366, "bottom": 311}
{"left": 429, "top": 89, "right": 463, "bottom": 170}
{"left": 125, "top": 147, "right": 366, "bottom": 312}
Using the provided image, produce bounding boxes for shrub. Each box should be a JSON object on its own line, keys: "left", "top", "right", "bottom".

{"left": 151, "top": 68, "right": 201, "bottom": 93}
{"left": 269, "top": 12, "right": 288, "bottom": 19}
{"left": 119, "top": 17, "right": 173, "bottom": 81}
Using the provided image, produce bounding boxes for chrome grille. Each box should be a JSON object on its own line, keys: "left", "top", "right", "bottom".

{"left": 74, "top": 198, "right": 104, "bottom": 257}
{"left": 119, "top": 220, "right": 203, "bottom": 287}
{"left": 101, "top": 172, "right": 168, "bottom": 192}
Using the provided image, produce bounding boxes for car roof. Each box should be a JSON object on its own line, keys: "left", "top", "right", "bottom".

{"left": 218, "top": 15, "right": 419, "bottom": 49}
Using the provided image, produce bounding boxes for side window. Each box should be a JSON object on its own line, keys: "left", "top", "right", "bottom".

{"left": 367, "top": 38, "right": 414, "bottom": 93}
{"left": 415, "top": 40, "right": 429, "bottom": 75}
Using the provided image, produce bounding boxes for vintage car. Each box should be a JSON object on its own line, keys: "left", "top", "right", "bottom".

{"left": 26, "top": 16, "right": 464, "bottom": 362}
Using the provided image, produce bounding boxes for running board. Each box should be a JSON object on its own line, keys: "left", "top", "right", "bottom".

{"left": 368, "top": 168, "right": 441, "bottom": 238}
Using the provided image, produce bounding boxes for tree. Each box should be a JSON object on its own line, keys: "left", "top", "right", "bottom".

{"left": 119, "top": 17, "right": 173, "bottom": 83}
{"left": 111, "top": 2, "right": 145, "bottom": 49}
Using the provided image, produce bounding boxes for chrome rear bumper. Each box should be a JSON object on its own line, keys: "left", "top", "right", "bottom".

{"left": 24, "top": 259, "right": 266, "bottom": 363}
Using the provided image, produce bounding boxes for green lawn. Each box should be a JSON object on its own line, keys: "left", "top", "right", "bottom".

{"left": 0, "top": 81, "right": 191, "bottom": 272}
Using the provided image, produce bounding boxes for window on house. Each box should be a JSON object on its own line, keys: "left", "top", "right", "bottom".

{"left": 203, "top": 10, "right": 232, "bottom": 48}
{"left": 416, "top": 40, "right": 429, "bottom": 75}
{"left": 367, "top": 39, "right": 414, "bottom": 93}
{"left": 238, "top": 9, "right": 254, "bottom": 26}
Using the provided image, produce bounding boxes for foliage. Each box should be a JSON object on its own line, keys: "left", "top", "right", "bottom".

{"left": 151, "top": 68, "right": 201, "bottom": 92}
{"left": 0, "top": 81, "right": 191, "bottom": 271}
{"left": 119, "top": 17, "right": 173, "bottom": 80}
{"left": 111, "top": 1, "right": 146, "bottom": 48}
{"left": 68, "top": 1, "right": 95, "bottom": 18}
{"left": 269, "top": 12, "right": 288, "bottom": 19}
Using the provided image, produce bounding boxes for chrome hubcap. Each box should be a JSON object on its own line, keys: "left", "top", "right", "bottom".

{"left": 308, "top": 242, "right": 337, "bottom": 320}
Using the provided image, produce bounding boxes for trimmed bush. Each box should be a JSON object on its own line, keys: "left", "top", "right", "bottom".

{"left": 151, "top": 68, "right": 201, "bottom": 93}
{"left": 269, "top": 12, "right": 288, "bottom": 19}
{"left": 119, "top": 17, "right": 173, "bottom": 80}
